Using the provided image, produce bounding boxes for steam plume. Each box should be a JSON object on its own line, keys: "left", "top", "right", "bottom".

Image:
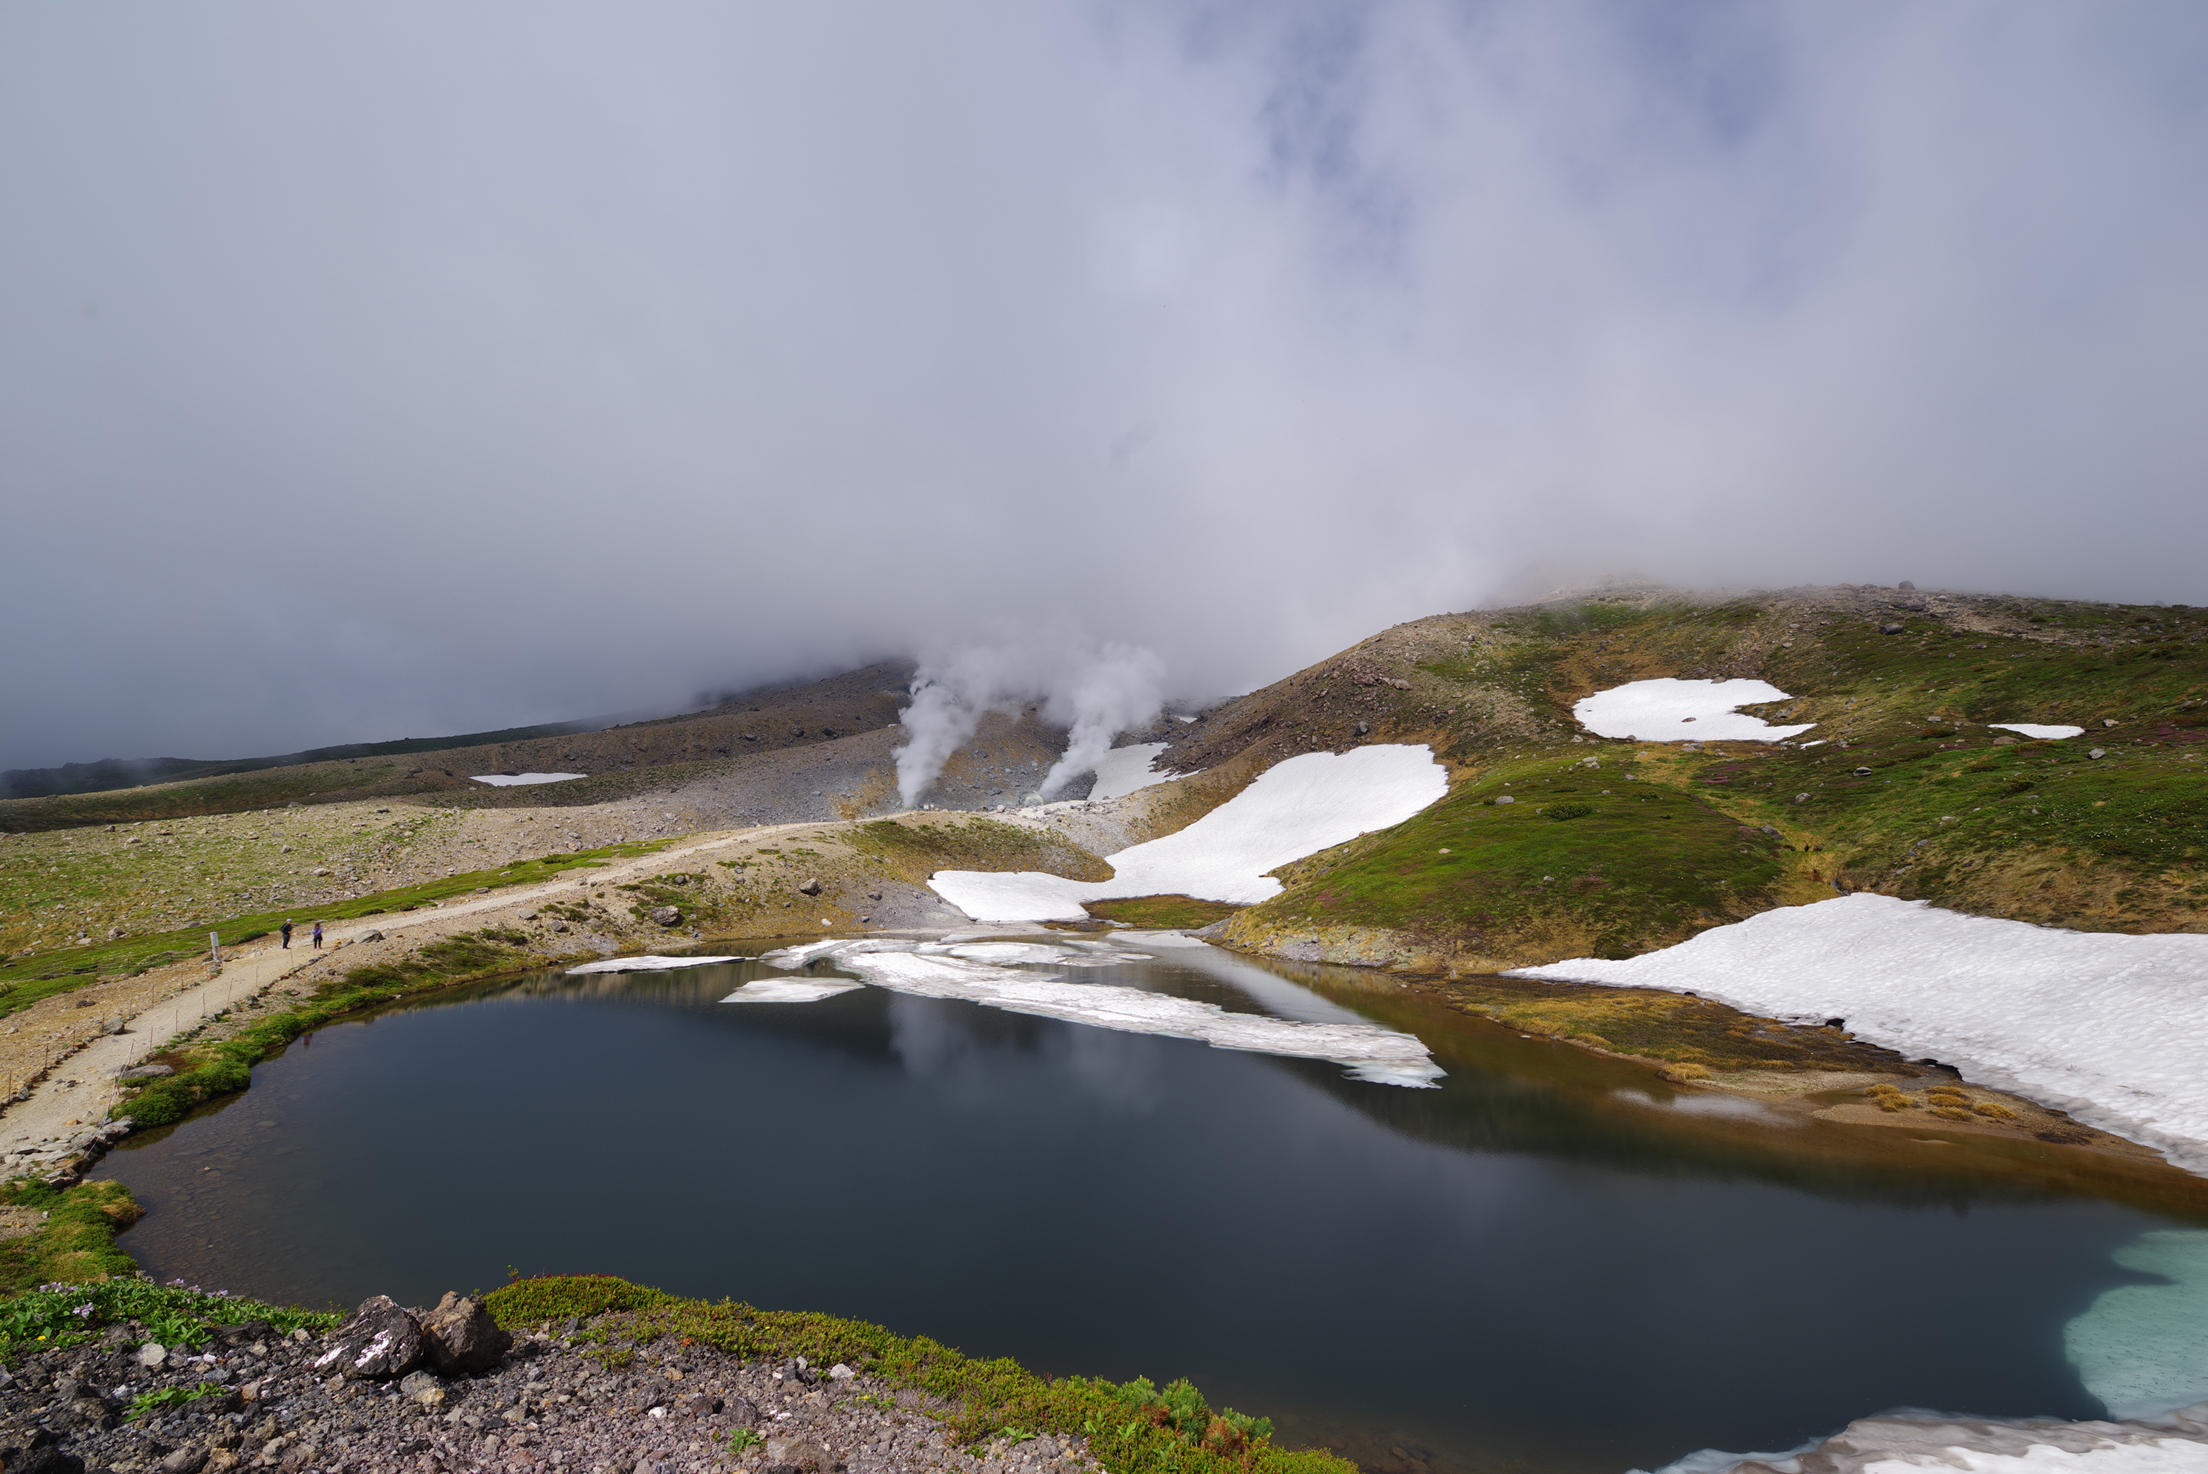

{"left": 893, "top": 640, "right": 1165, "bottom": 808}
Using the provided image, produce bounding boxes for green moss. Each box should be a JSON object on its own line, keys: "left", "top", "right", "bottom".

{"left": 1080, "top": 896, "right": 1243, "bottom": 929}
{"left": 485, "top": 1275, "right": 1351, "bottom": 1474}
{"left": 1251, "top": 753, "right": 1784, "bottom": 959}
{"left": 0, "top": 1179, "right": 145, "bottom": 1295}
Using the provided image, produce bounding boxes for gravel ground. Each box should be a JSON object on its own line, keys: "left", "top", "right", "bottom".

{"left": 0, "top": 1307, "right": 1107, "bottom": 1474}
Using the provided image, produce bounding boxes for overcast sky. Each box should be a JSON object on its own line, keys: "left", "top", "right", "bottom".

{"left": 4, "top": 2, "right": 2205, "bottom": 769}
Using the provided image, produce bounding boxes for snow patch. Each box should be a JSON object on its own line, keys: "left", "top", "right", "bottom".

{"left": 471, "top": 772, "right": 587, "bottom": 786}
{"left": 929, "top": 744, "right": 1448, "bottom": 921}
{"left": 1574, "top": 678, "right": 1815, "bottom": 743}
{"left": 1991, "top": 723, "right": 2086, "bottom": 740}
{"left": 722, "top": 978, "right": 867, "bottom": 1003}
{"left": 1510, "top": 894, "right": 2208, "bottom": 1172}
{"left": 747, "top": 936, "right": 1443, "bottom": 1087}
{"left": 566, "top": 954, "right": 745, "bottom": 974}
{"left": 1088, "top": 743, "right": 1179, "bottom": 802}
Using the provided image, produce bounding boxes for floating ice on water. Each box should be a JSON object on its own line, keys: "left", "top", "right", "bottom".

{"left": 2066, "top": 1229, "right": 2208, "bottom": 1420}
{"left": 1573, "top": 679, "right": 1816, "bottom": 743}
{"left": 566, "top": 954, "right": 745, "bottom": 974}
{"left": 749, "top": 936, "right": 1443, "bottom": 1087}
{"left": 930, "top": 744, "right": 1448, "bottom": 922}
{"left": 1990, "top": 723, "right": 2086, "bottom": 740}
{"left": 1511, "top": 894, "right": 2208, "bottom": 1172}
{"left": 470, "top": 772, "right": 589, "bottom": 786}
{"left": 1088, "top": 743, "right": 1182, "bottom": 802}
{"left": 722, "top": 978, "right": 867, "bottom": 1003}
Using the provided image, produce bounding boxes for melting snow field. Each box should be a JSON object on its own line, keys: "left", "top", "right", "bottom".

{"left": 731, "top": 935, "right": 1444, "bottom": 1086}
{"left": 1088, "top": 743, "right": 1179, "bottom": 802}
{"left": 1574, "top": 678, "right": 1815, "bottom": 742}
{"left": 470, "top": 772, "right": 587, "bottom": 786}
{"left": 1511, "top": 895, "right": 2208, "bottom": 1173}
{"left": 930, "top": 744, "right": 1448, "bottom": 921}
{"left": 566, "top": 954, "right": 745, "bottom": 974}
{"left": 1991, "top": 723, "right": 2087, "bottom": 740}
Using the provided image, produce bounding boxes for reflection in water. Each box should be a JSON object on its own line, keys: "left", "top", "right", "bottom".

{"left": 95, "top": 944, "right": 2208, "bottom": 1474}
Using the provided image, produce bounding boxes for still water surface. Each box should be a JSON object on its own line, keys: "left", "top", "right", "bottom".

{"left": 96, "top": 938, "right": 2206, "bottom": 1473}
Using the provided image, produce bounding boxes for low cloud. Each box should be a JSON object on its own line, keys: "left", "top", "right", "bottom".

{"left": 2, "top": 2, "right": 2203, "bottom": 768}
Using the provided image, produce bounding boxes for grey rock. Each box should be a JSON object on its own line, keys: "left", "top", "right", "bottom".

{"left": 1794, "top": 793, "right": 1811, "bottom": 803}
{"left": 1493, "top": 795, "right": 1514, "bottom": 805}
{"left": 1853, "top": 766, "right": 1875, "bottom": 777}
{"left": 2089, "top": 748, "right": 2107, "bottom": 759}
{"left": 358, "top": 929, "right": 383, "bottom": 942}
{"left": 116, "top": 1064, "right": 172, "bottom": 1080}
{"left": 2103, "top": 717, "right": 2119, "bottom": 727}
{"left": 764, "top": 1436, "right": 835, "bottom": 1472}
{"left": 797, "top": 878, "right": 824, "bottom": 897}
{"left": 418, "top": 1291, "right": 511, "bottom": 1376}
{"left": 649, "top": 906, "right": 683, "bottom": 927}
{"left": 828, "top": 1362, "right": 855, "bottom": 1380}
{"left": 137, "top": 1341, "right": 169, "bottom": 1368}
{"left": 1991, "top": 735, "right": 2019, "bottom": 745}
{"left": 725, "top": 1394, "right": 761, "bottom": 1425}
{"left": 517, "top": 912, "right": 537, "bottom": 922}
{"left": 1897, "top": 580, "right": 1915, "bottom": 590}
{"left": 309, "top": 1294, "right": 424, "bottom": 1380}
{"left": 156, "top": 1447, "right": 208, "bottom": 1474}
{"left": 1879, "top": 623, "right": 1905, "bottom": 635}
{"left": 1354, "top": 721, "right": 1370, "bottom": 736}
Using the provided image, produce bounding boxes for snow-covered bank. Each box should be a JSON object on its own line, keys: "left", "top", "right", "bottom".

{"left": 471, "top": 772, "right": 587, "bottom": 785}
{"left": 930, "top": 744, "right": 1448, "bottom": 921}
{"left": 742, "top": 936, "right": 1444, "bottom": 1086}
{"left": 1511, "top": 895, "right": 2208, "bottom": 1173}
{"left": 1573, "top": 679, "right": 1815, "bottom": 742}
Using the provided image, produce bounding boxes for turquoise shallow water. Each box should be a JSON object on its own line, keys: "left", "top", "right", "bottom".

{"left": 94, "top": 942, "right": 2206, "bottom": 1474}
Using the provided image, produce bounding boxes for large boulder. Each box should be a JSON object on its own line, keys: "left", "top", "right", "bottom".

{"left": 418, "top": 1291, "right": 512, "bottom": 1376}
{"left": 308, "top": 1295, "right": 424, "bottom": 1380}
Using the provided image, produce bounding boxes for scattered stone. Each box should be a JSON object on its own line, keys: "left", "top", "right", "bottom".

{"left": 1879, "top": 623, "right": 1904, "bottom": 635}
{"left": 156, "top": 1446, "right": 208, "bottom": 1473}
{"left": 309, "top": 1295, "right": 424, "bottom": 1380}
{"left": 1991, "top": 735, "right": 2018, "bottom": 745}
{"left": 358, "top": 929, "right": 383, "bottom": 943}
{"left": 649, "top": 906, "right": 683, "bottom": 927}
{"left": 137, "top": 1341, "right": 169, "bottom": 1368}
{"left": 1853, "top": 766, "right": 1875, "bottom": 777}
{"left": 2089, "top": 748, "right": 2107, "bottom": 759}
{"left": 116, "top": 1064, "right": 172, "bottom": 1080}
{"left": 518, "top": 911, "right": 538, "bottom": 922}
{"left": 1493, "top": 796, "right": 1514, "bottom": 805}
{"left": 2103, "top": 718, "right": 2119, "bottom": 727}
{"left": 797, "top": 878, "right": 824, "bottom": 897}
{"left": 1793, "top": 793, "right": 1811, "bottom": 803}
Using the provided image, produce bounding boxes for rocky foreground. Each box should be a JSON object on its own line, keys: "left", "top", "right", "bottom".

{"left": 0, "top": 1291, "right": 1104, "bottom": 1474}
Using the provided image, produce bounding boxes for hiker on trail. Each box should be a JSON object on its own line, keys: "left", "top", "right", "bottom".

{"left": 312, "top": 921, "right": 324, "bottom": 949}
{"left": 281, "top": 920, "right": 294, "bottom": 949}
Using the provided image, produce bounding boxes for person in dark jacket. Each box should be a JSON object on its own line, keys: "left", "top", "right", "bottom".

{"left": 280, "top": 920, "right": 294, "bottom": 949}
